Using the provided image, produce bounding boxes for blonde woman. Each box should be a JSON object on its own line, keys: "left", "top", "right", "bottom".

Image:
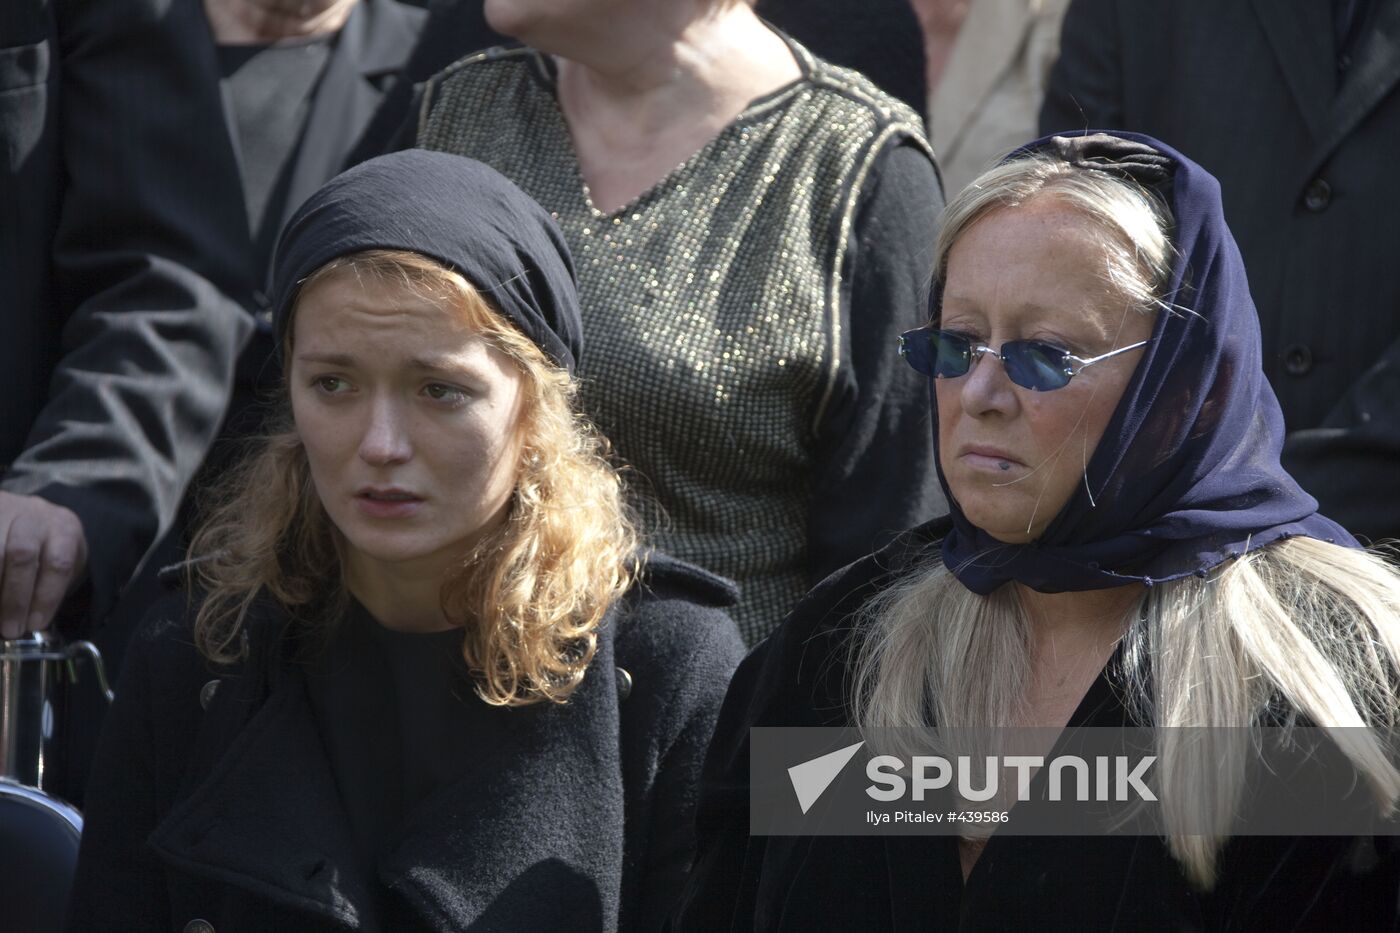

{"left": 67, "top": 150, "right": 744, "bottom": 932}
{"left": 675, "top": 133, "right": 1400, "bottom": 930}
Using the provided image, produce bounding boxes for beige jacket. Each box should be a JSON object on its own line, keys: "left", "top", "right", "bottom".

{"left": 926, "top": 0, "right": 1071, "bottom": 196}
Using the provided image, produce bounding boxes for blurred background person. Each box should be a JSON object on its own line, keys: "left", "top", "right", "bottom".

{"left": 757, "top": 0, "right": 1071, "bottom": 195}
{"left": 912, "top": 0, "right": 1070, "bottom": 194}
{"left": 0, "top": 0, "right": 253, "bottom": 809}
{"left": 0, "top": 0, "right": 427, "bottom": 809}
{"left": 1041, "top": 0, "right": 1400, "bottom": 543}
{"left": 406, "top": 0, "right": 946, "bottom": 643}
{"left": 202, "top": 0, "right": 426, "bottom": 439}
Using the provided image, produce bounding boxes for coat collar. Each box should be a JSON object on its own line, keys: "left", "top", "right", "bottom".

{"left": 149, "top": 611, "right": 627, "bottom": 931}
{"left": 1251, "top": 0, "right": 1336, "bottom": 139}
{"left": 272, "top": 0, "right": 425, "bottom": 283}
{"left": 1253, "top": 0, "right": 1400, "bottom": 182}
{"left": 1306, "top": 0, "right": 1400, "bottom": 179}
{"left": 194, "top": 0, "right": 424, "bottom": 293}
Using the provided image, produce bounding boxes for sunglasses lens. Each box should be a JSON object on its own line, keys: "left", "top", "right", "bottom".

{"left": 899, "top": 331, "right": 931, "bottom": 376}
{"left": 1002, "top": 341, "right": 1073, "bottom": 391}
{"left": 928, "top": 330, "right": 973, "bottom": 378}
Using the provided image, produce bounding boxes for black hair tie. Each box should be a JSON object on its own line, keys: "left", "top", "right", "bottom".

{"left": 1043, "top": 132, "right": 1176, "bottom": 202}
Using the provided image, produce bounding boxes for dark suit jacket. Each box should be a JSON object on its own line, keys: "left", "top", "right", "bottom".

{"left": 1040, "top": 0, "right": 1400, "bottom": 542}
{"left": 66, "top": 556, "right": 746, "bottom": 933}
{"left": 1, "top": 0, "right": 253, "bottom": 623}
{"left": 0, "top": 0, "right": 425, "bottom": 633}
{"left": 222, "top": 0, "right": 426, "bottom": 406}
{"left": 343, "top": 0, "right": 503, "bottom": 163}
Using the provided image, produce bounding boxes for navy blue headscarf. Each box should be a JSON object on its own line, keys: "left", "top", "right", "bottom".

{"left": 270, "top": 149, "right": 584, "bottom": 373}
{"left": 937, "top": 131, "right": 1355, "bottom": 595}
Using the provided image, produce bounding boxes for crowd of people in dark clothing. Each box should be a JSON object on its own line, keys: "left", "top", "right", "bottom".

{"left": 3, "top": 0, "right": 1400, "bottom": 930}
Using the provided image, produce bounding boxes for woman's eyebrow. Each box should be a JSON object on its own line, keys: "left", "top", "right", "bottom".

{"left": 296, "top": 351, "right": 357, "bottom": 367}
{"left": 407, "top": 354, "right": 473, "bottom": 373}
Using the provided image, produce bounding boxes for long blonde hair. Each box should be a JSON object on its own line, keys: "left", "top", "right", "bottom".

{"left": 852, "top": 539, "right": 1400, "bottom": 887}
{"left": 853, "top": 153, "right": 1400, "bottom": 887}
{"left": 189, "top": 250, "right": 638, "bottom": 706}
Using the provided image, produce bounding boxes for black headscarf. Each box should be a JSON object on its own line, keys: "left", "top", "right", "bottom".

{"left": 937, "top": 132, "right": 1356, "bottom": 595}
{"left": 270, "top": 149, "right": 584, "bottom": 373}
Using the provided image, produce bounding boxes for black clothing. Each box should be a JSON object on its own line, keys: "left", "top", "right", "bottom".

{"left": 757, "top": 0, "right": 928, "bottom": 114}
{"left": 217, "top": 35, "right": 334, "bottom": 278}
{"left": 67, "top": 556, "right": 746, "bottom": 932}
{"left": 674, "top": 517, "right": 1400, "bottom": 931}
{"left": 344, "top": 0, "right": 505, "bottom": 166}
{"left": 807, "top": 142, "right": 945, "bottom": 588}
{"left": 1040, "top": 0, "right": 1400, "bottom": 542}
{"left": 228, "top": 0, "right": 426, "bottom": 402}
{"left": 1, "top": 0, "right": 253, "bottom": 625}
{"left": 303, "top": 603, "right": 471, "bottom": 901}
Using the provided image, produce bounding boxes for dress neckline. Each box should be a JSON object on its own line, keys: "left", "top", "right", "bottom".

{"left": 524, "top": 28, "right": 817, "bottom": 222}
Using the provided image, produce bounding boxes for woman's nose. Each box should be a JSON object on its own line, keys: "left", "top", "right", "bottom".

{"left": 358, "top": 396, "right": 412, "bottom": 465}
{"left": 958, "top": 348, "right": 1019, "bottom": 417}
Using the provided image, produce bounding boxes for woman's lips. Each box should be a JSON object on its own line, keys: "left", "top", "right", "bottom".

{"left": 958, "top": 447, "right": 1025, "bottom": 473}
{"left": 354, "top": 490, "right": 424, "bottom": 519}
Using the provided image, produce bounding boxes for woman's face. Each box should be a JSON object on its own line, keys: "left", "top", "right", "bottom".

{"left": 290, "top": 268, "right": 525, "bottom": 583}
{"left": 936, "top": 196, "right": 1154, "bottom": 544}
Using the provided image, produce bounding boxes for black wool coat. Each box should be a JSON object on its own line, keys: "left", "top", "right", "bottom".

{"left": 673, "top": 517, "right": 1400, "bottom": 932}
{"left": 66, "top": 555, "right": 745, "bottom": 933}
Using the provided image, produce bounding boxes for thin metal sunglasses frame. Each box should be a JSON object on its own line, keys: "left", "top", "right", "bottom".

{"left": 898, "top": 327, "right": 1151, "bottom": 391}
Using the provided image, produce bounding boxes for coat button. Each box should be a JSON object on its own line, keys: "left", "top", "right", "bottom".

{"left": 615, "top": 667, "right": 633, "bottom": 701}
{"left": 1303, "top": 178, "right": 1331, "bottom": 212}
{"left": 183, "top": 920, "right": 215, "bottom": 933}
{"left": 1283, "top": 344, "right": 1314, "bottom": 375}
{"left": 199, "top": 679, "right": 220, "bottom": 710}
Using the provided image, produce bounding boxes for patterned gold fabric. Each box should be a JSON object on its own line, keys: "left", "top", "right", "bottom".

{"left": 419, "top": 41, "right": 931, "bottom": 641}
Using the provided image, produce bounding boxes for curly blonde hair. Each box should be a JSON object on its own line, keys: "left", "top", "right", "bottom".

{"left": 189, "top": 250, "right": 639, "bottom": 706}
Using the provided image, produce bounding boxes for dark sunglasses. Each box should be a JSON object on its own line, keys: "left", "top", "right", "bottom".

{"left": 898, "top": 327, "right": 1149, "bottom": 392}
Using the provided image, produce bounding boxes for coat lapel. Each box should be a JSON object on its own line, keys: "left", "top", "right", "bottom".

{"left": 929, "top": 0, "right": 1030, "bottom": 157}
{"left": 380, "top": 628, "right": 627, "bottom": 932}
{"left": 1250, "top": 0, "right": 1336, "bottom": 139}
{"left": 1306, "top": 0, "right": 1400, "bottom": 179}
{"left": 149, "top": 665, "right": 376, "bottom": 931}
{"left": 273, "top": 0, "right": 422, "bottom": 285}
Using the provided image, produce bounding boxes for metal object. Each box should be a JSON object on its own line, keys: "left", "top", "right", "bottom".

{"left": 0, "top": 777, "right": 84, "bottom": 933}
{"left": 0, "top": 632, "right": 113, "bottom": 792}
{"left": 0, "top": 633, "right": 106, "bottom": 933}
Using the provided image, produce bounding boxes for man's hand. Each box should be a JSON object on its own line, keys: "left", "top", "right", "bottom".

{"left": 0, "top": 491, "right": 88, "bottom": 639}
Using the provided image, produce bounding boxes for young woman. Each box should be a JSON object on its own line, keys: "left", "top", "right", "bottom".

{"left": 674, "top": 133, "right": 1400, "bottom": 930}
{"left": 66, "top": 149, "right": 744, "bottom": 932}
{"left": 406, "top": 0, "right": 946, "bottom": 642}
